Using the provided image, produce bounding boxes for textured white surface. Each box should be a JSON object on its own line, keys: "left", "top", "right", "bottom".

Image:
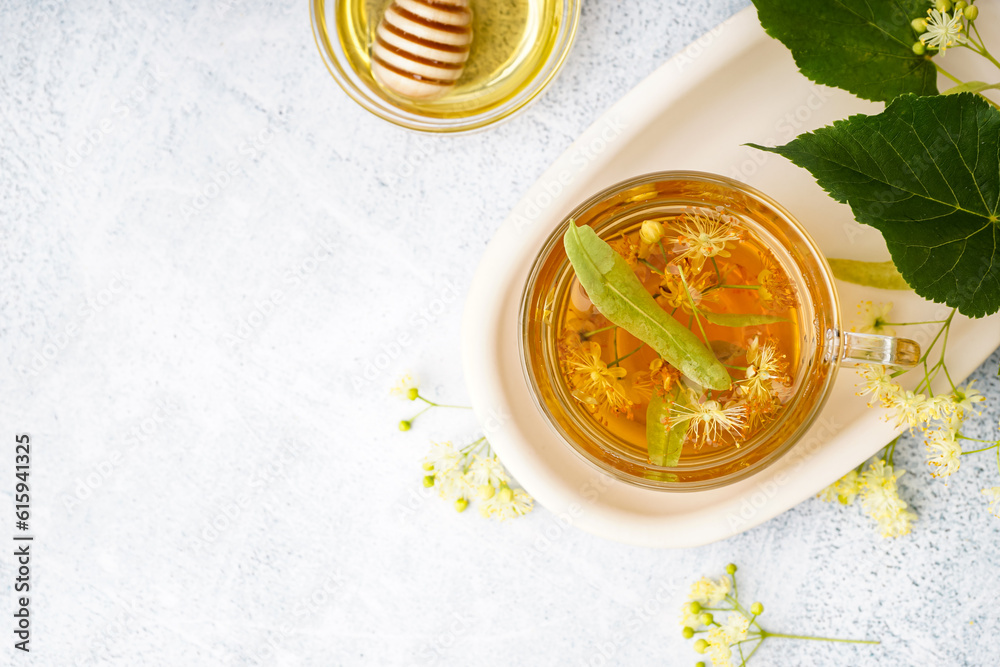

{"left": 2, "top": 0, "right": 1000, "bottom": 665}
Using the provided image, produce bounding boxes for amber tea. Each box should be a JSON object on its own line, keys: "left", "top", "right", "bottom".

{"left": 555, "top": 208, "right": 803, "bottom": 465}
{"left": 519, "top": 173, "right": 858, "bottom": 489}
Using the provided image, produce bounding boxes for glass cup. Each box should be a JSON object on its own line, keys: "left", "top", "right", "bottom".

{"left": 310, "top": 0, "right": 581, "bottom": 133}
{"left": 519, "top": 171, "right": 920, "bottom": 491}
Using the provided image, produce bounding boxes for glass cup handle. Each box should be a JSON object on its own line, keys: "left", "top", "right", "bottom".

{"left": 827, "top": 330, "right": 921, "bottom": 368}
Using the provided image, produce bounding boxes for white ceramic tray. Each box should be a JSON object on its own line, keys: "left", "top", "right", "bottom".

{"left": 461, "top": 7, "right": 1000, "bottom": 547}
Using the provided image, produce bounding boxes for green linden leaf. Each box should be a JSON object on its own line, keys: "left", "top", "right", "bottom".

{"left": 751, "top": 0, "right": 937, "bottom": 102}
{"left": 828, "top": 259, "right": 911, "bottom": 290}
{"left": 646, "top": 386, "right": 689, "bottom": 467}
{"left": 750, "top": 93, "right": 1000, "bottom": 318}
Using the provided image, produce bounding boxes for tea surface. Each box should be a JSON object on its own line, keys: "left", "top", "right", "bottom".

{"left": 554, "top": 208, "right": 803, "bottom": 464}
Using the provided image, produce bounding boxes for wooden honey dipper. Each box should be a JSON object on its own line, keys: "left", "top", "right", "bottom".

{"left": 371, "top": 0, "right": 473, "bottom": 100}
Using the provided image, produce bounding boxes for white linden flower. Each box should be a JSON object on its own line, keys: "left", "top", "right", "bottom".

{"left": 479, "top": 486, "right": 533, "bottom": 520}
{"left": 423, "top": 441, "right": 460, "bottom": 475}
{"left": 434, "top": 467, "right": 473, "bottom": 501}
{"left": 856, "top": 301, "right": 895, "bottom": 336}
{"left": 983, "top": 487, "right": 1000, "bottom": 517}
{"left": 819, "top": 469, "right": 862, "bottom": 505}
{"left": 856, "top": 364, "right": 903, "bottom": 408}
{"left": 721, "top": 614, "right": 750, "bottom": 643}
{"left": 466, "top": 455, "right": 509, "bottom": 488}
{"left": 390, "top": 373, "right": 416, "bottom": 397}
{"left": 680, "top": 604, "right": 704, "bottom": 629}
{"left": 706, "top": 626, "right": 735, "bottom": 667}
{"left": 951, "top": 381, "right": 986, "bottom": 418}
{"left": 920, "top": 9, "right": 967, "bottom": 52}
{"left": 688, "top": 576, "right": 731, "bottom": 606}
{"left": 861, "top": 460, "right": 917, "bottom": 538}
{"left": 925, "top": 427, "right": 962, "bottom": 478}
{"left": 887, "top": 390, "right": 936, "bottom": 429}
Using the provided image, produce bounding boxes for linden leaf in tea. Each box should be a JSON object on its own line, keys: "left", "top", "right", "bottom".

{"left": 828, "top": 259, "right": 911, "bottom": 291}
{"left": 751, "top": 0, "right": 937, "bottom": 102}
{"left": 646, "top": 387, "right": 690, "bottom": 467}
{"left": 751, "top": 93, "right": 1000, "bottom": 318}
{"left": 563, "top": 221, "right": 732, "bottom": 391}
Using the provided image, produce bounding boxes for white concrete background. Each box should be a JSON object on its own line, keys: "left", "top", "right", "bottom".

{"left": 2, "top": 0, "right": 1000, "bottom": 665}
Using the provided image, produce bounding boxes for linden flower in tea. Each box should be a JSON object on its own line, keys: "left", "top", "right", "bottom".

{"left": 558, "top": 208, "right": 799, "bottom": 466}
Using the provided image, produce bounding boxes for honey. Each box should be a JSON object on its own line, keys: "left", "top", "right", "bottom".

{"left": 331, "top": 0, "right": 568, "bottom": 117}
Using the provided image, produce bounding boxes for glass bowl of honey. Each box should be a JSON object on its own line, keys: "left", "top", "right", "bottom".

{"left": 519, "top": 172, "right": 920, "bottom": 491}
{"left": 311, "top": 0, "right": 581, "bottom": 133}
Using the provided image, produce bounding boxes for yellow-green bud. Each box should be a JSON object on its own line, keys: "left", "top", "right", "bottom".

{"left": 693, "top": 639, "right": 709, "bottom": 654}
{"left": 912, "top": 41, "right": 926, "bottom": 55}
{"left": 751, "top": 602, "right": 764, "bottom": 615}
{"left": 399, "top": 420, "right": 412, "bottom": 431}
{"left": 696, "top": 663, "right": 706, "bottom": 667}
{"left": 935, "top": 0, "right": 952, "bottom": 12}
{"left": 407, "top": 387, "right": 419, "bottom": 400}
{"left": 911, "top": 18, "right": 927, "bottom": 33}
{"left": 698, "top": 613, "right": 713, "bottom": 625}
{"left": 478, "top": 484, "right": 495, "bottom": 500}
{"left": 954, "top": 1, "right": 968, "bottom": 10}
{"left": 687, "top": 601, "right": 702, "bottom": 614}
{"left": 499, "top": 486, "right": 514, "bottom": 503}
{"left": 725, "top": 563, "right": 738, "bottom": 575}
{"left": 423, "top": 475, "right": 435, "bottom": 487}
{"left": 682, "top": 626, "right": 695, "bottom": 639}
{"left": 964, "top": 5, "right": 979, "bottom": 19}
{"left": 422, "top": 462, "right": 434, "bottom": 471}
{"left": 640, "top": 220, "right": 665, "bottom": 245}
{"left": 455, "top": 498, "right": 469, "bottom": 512}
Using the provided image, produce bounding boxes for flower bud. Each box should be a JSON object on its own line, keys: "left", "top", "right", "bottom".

{"left": 695, "top": 663, "right": 706, "bottom": 667}
{"left": 682, "top": 626, "right": 695, "bottom": 639}
{"left": 423, "top": 475, "right": 435, "bottom": 487}
{"left": 912, "top": 41, "right": 926, "bottom": 55}
{"left": 407, "top": 387, "right": 419, "bottom": 400}
{"left": 726, "top": 563, "right": 738, "bottom": 574}
{"left": 688, "top": 601, "right": 702, "bottom": 614}
{"left": 455, "top": 498, "right": 469, "bottom": 512}
{"left": 640, "top": 220, "right": 665, "bottom": 245}
{"left": 693, "top": 639, "right": 709, "bottom": 654}
{"left": 935, "top": 0, "right": 952, "bottom": 12}
{"left": 399, "top": 420, "right": 412, "bottom": 431}
{"left": 954, "top": 1, "right": 968, "bottom": 10}
{"left": 911, "top": 18, "right": 927, "bottom": 33}
{"left": 750, "top": 602, "right": 764, "bottom": 615}
{"left": 499, "top": 486, "right": 514, "bottom": 503}
{"left": 422, "top": 462, "right": 434, "bottom": 471}
{"left": 965, "top": 5, "right": 979, "bottom": 19}
{"left": 478, "top": 484, "right": 495, "bottom": 499}
{"left": 699, "top": 613, "right": 713, "bottom": 625}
